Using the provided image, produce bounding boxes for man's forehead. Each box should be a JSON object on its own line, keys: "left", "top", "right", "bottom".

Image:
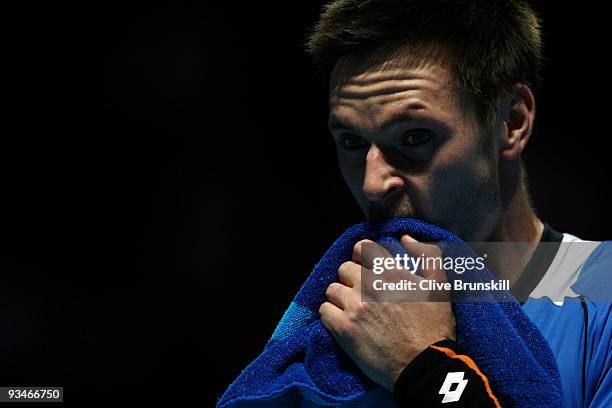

{"left": 325, "top": 52, "right": 484, "bottom": 139}
{"left": 329, "top": 69, "right": 445, "bottom": 102}
{"left": 328, "top": 57, "right": 457, "bottom": 130}
{"left": 329, "top": 47, "right": 453, "bottom": 90}
{"left": 329, "top": 54, "right": 455, "bottom": 110}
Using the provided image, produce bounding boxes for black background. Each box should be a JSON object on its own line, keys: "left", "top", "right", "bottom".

{"left": 3, "top": 1, "right": 610, "bottom": 405}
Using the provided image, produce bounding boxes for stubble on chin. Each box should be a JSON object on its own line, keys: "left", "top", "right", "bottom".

{"left": 367, "top": 194, "right": 416, "bottom": 223}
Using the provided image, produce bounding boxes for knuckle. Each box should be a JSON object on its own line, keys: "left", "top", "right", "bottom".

{"left": 326, "top": 282, "right": 341, "bottom": 297}
{"left": 338, "top": 262, "right": 355, "bottom": 279}
{"left": 354, "top": 239, "right": 372, "bottom": 252}
{"left": 319, "top": 301, "right": 330, "bottom": 316}
{"left": 334, "top": 319, "right": 354, "bottom": 338}
{"left": 351, "top": 301, "right": 371, "bottom": 319}
{"left": 339, "top": 261, "right": 352, "bottom": 273}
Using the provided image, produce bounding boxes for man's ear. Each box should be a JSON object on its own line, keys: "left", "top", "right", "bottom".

{"left": 499, "top": 83, "right": 535, "bottom": 160}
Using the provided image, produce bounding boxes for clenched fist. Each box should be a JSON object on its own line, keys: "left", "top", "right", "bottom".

{"left": 319, "top": 234, "right": 456, "bottom": 391}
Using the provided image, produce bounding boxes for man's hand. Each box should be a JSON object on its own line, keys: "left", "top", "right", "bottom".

{"left": 319, "top": 235, "right": 456, "bottom": 391}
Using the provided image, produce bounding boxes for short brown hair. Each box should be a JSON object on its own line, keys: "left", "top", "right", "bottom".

{"left": 307, "top": 0, "right": 543, "bottom": 128}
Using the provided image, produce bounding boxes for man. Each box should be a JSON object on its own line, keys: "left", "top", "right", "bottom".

{"left": 308, "top": 0, "right": 611, "bottom": 406}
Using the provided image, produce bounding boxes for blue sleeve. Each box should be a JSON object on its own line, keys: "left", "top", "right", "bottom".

{"left": 571, "top": 241, "right": 612, "bottom": 406}
{"left": 585, "top": 303, "right": 612, "bottom": 407}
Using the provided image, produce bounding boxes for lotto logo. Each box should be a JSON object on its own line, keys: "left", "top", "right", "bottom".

{"left": 439, "top": 371, "right": 468, "bottom": 403}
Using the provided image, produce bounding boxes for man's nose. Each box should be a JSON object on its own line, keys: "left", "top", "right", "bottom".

{"left": 363, "top": 144, "right": 405, "bottom": 202}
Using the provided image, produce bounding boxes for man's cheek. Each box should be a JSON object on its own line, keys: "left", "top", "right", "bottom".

{"left": 421, "top": 168, "right": 463, "bottom": 220}
{"left": 436, "top": 163, "right": 483, "bottom": 216}
{"left": 339, "top": 162, "right": 366, "bottom": 200}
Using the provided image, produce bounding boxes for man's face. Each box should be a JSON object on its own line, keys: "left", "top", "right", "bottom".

{"left": 328, "top": 54, "right": 501, "bottom": 240}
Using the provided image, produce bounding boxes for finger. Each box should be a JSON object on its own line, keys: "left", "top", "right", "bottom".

{"left": 400, "top": 235, "right": 446, "bottom": 281}
{"left": 400, "top": 234, "right": 440, "bottom": 256}
{"left": 325, "top": 282, "right": 351, "bottom": 309}
{"left": 419, "top": 260, "right": 448, "bottom": 282}
{"left": 319, "top": 301, "right": 345, "bottom": 334}
{"left": 338, "top": 261, "right": 360, "bottom": 287}
{"left": 353, "top": 239, "right": 394, "bottom": 270}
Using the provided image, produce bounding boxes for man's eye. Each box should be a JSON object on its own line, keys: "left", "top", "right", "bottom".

{"left": 402, "top": 131, "right": 432, "bottom": 146}
{"left": 339, "top": 135, "right": 369, "bottom": 150}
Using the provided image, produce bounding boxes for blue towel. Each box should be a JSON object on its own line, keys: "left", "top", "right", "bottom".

{"left": 218, "top": 218, "right": 562, "bottom": 407}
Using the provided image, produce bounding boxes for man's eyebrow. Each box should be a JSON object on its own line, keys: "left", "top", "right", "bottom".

{"left": 328, "top": 111, "right": 420, "bottom": 132}
{"left": 328, "top": 115, "right": 354, "bottom": 132}
{"left": 379, "top": 111, "right": 418, "bottom": 131}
